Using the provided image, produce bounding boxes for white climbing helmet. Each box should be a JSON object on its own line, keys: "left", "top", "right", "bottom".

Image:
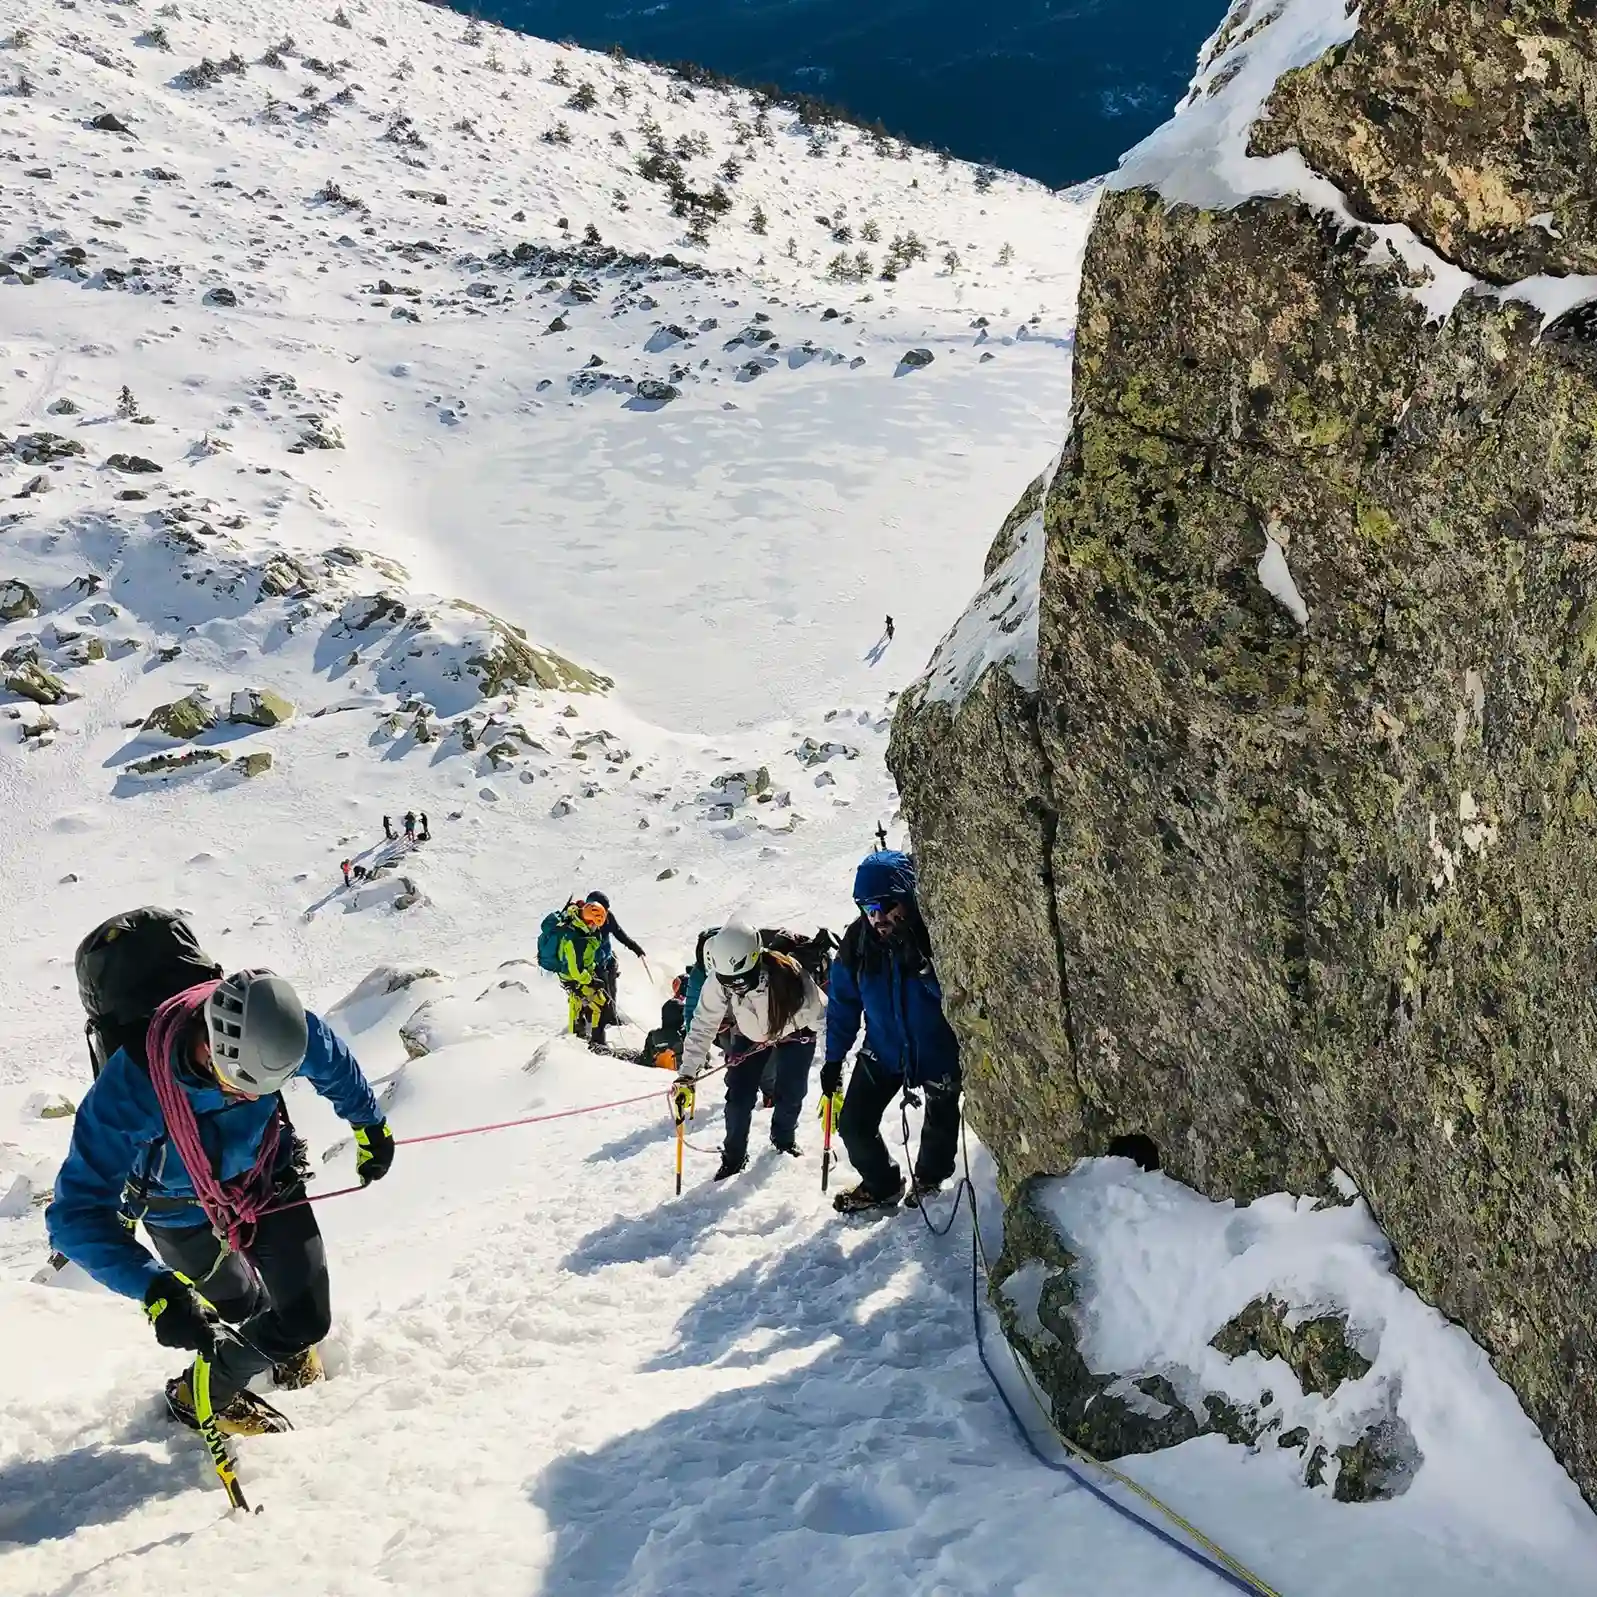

{"left": 708, "top": 920, "right": 762, "bottom": 985}
{"left": 206, "top": 969, "right": 309, "bottom": 1096}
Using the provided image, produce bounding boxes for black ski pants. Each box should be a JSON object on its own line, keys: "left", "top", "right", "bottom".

{"left": 724, "top": 1032, "right": 814, "bottom": 1162}
{"left": 148, "top": 1193, "right": 330, "bottom": 1400}
{"left": 839, "top": 1051, "right": 963, "bottom": 1195}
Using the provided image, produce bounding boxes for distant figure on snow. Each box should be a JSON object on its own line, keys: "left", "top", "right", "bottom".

{"left": 417, "top": 812, "right": 430, "bottom": 843}
{"left": 402, "top": 811, "right": 417, "bottom": 844}
{"left": 884, "top": 615, "right": 895, "bottom": 641}
{"left": 339, "top": 860, "right": 352, "bottom": 888}
{"left": 675, "top": 920, "right": 826, "bottom": 1182}
{"left": 382, "top": 816, "right": 396, "bottom": 842}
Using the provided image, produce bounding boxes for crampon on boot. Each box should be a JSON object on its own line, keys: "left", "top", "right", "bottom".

{"left": 713, "top": 1151, "right": 748, "bottom": 1182}
{"left": 272, "top": 1345, "right": 324, "bottom": 1390}
{"left": 903, "top": 1182, "right": 944, "bottom": 1209}
{"left": 165, "top": 1373, "right": 292, "bottom": 1436}
{"left": 833, "top": 1177, "right": 906, "bottom": 1215}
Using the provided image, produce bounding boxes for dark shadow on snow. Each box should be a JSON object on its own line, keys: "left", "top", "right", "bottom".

{"left": 528, "top": 1198, "right": 1008, "bottom": 1597}
{"left": 0, "top": 1430, "right": 191, "bottom": 1547}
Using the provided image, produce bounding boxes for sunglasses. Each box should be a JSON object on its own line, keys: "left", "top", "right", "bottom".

{"left": 857, "top": 899, "right": 902, "bottom": 918}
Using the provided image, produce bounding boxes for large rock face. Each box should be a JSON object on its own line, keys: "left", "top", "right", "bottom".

{"left": 891, "top": 0, "right": 1597, "bottom": 1502}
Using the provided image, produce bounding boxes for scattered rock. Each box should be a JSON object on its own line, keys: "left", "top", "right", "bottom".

{"left": 24, "top": 1092, "right": 75, "bottom": 1119}
{"left": 203, "top": 285, "right": 239, "bottom": 307}
{"left": 128, "top": 748, "right": 228, "bottom": 780}
{"left": 228, "top": 688, "right": 295, "bottom": 728}
{"left": 899, "top": 347, "right": 935, "bottom": 370}
{"left": 233, "top": 750, "right": 273, "bottom": 778}
{"left": 4, "top": 432, "right": 84, "bottom": 465}
{"left": 45, "top": 398, "right": 80, "bottom": 416}
{"left": 88, "top": 112, "right": 133, "bottom": 134}
{"left": 0, "top": 580, "right": 40, "bottom": 622}
{"left": 142, "top": 691, "right": 217, "bottom": 741}
{"left": 5, "top": 661, "right": 71, "bottom": 705}
{"left": 105, "top": 453, "right": 162, "bottom": 474}
{"left": 634, "top": 379, "right": 680, "bottom": 404}
{"left": 296, "top": 417, "right": 344, "bottom": 451}
{"left": 657, "top": 867, "right": 677, "bottom": 881}
{"left": 550, "top": 794, "right": 575, "bottom": 818}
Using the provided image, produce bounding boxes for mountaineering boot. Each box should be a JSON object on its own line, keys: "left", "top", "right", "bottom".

{"left": 272, "top": 1345, "right": 324, "bottom": 1390}
{"left": 713, "top": 1151, "right": 748, "bottom": 1182}
{"left": 165, "top": 1372, "right": 292, "bottom": 1436}
{"left": 903, "top": 1182, "right": 944, "bottom": 1209}
{"left": 833, "top": 1176, "right": 906, "bottom": 1216}
{"left": 771, "top": 1138, "right": 802, "bottom": 1158}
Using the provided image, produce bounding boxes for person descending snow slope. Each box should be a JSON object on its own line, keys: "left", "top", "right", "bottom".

{"left": 824, "top": 851, "right": 962, "bottom": 1214}
{"left": 676, "top": 920, "right": 826, "bottom": 1182}
{"left": 48, "top": 969, "right": 393, "bottom": 1435}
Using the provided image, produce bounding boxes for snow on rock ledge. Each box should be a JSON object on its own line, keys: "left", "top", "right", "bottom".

{"left": 992, "top": 1159, "right": 1595, "bottom": 1524}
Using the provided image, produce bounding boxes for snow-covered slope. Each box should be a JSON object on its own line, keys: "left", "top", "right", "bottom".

{"left": 1, "top": 3, "right": 1596, "bottom": 1594}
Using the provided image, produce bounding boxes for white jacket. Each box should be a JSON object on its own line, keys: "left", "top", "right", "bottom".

{"left": 679, "top": 962, "right": 827, "bottom": 1078}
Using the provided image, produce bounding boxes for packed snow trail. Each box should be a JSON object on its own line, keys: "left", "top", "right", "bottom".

{"left": 7, "top": 1013, "right": 1597, "bottom": 1597}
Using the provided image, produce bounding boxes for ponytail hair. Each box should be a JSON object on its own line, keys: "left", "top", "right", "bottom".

{"left": 762, "top": 951, "right": 806, "bottom": 1038}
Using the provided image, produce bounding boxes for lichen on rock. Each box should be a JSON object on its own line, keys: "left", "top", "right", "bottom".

{"left": 890, "top": 0, "right": 1597, "bottom": 1506}
{"left": 142, "top": 690, "right": 217, "bottom": 741}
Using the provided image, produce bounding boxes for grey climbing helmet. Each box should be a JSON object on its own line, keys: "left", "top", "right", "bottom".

{"left": 205, "top": 969, "right": 309, "bottom": 1095}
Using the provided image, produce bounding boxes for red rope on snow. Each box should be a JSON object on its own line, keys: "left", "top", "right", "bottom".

{"left": 263, "top": 1061, "right": 732, "bottom": 1214}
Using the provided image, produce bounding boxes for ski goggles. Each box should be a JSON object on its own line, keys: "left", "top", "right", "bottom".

{"left": 856, "top": 898, "right": 904, "bottom": 919}
{"left": 716, "top": 964, "right": 761, "bottom": 995}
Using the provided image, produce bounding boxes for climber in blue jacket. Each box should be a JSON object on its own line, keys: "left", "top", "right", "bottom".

{"left": 48, "top": 971, "right": 390, "bottom": 1435}
{"left": 823, "top": 850, "right": 962, "bottom": 1214}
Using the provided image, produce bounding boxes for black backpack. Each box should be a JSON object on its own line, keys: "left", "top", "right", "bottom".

{"left": 760, "top": 927, "right": 837, "bottom": 990}
{"left": 75, "top": 907, "right": 223, "bottom": 1077}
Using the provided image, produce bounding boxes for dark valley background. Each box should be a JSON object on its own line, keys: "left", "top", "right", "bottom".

{"left": 457, "top": 0, "right": 1224, "bottom": 189}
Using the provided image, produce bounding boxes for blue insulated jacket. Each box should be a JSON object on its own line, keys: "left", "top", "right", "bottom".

{"left": 826, "top": 854, "right": 958, "bottom": 1086}
{"left": 825, "top": 937, "right": 960, "bottom": 1086}
{"left": 47, "top": 1011, "right": 382, "bottom": 1300}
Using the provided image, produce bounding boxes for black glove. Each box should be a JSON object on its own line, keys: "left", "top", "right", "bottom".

{"left": 143, "top": 1271, "right": 218, "bottom": 1352}
{"left": 820, "top": 1058, "right": 844, "bottom": 1097}
{"left": 354, "top": 1121, "right": 395, "bottom": 1185}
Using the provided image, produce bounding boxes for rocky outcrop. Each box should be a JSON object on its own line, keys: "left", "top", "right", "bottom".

{"left": 988, "top": 1184, "right": 1416, "bottom": 1501}
{"left": 454, "top": 601, "right": 612, "bottom": 698}
{"left": 228, "top": 688, "right": 294, "bottom": 727}
{"left": 891, "top": 0, "right": 1597, "bottom": 1503}
{"left": 0, "top": 581, "right": 41, "bottom": 622}
{"left": 142, "top": 690, "right": 217, "bottom": 740}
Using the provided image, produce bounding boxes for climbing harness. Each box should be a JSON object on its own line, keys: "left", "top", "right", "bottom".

{"left": 896, "top": 1096, "right": 1282, "bottom": 1597}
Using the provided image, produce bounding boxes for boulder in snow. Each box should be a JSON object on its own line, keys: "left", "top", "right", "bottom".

{"left": 0, "top": 580, "right": 40, "bottom": 621}
{"left": 228, "top": 688, "right": 295, "bottom": 728}
{"left": 142, "top": 691, "right": 217, "bottom": 741}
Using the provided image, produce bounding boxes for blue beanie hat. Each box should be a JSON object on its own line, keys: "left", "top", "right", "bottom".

{"left": 585, "top": 890, "right": 611, "bottom": 908}
{"left": 853, "top": 850, "right": 916, "bottom": 903}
